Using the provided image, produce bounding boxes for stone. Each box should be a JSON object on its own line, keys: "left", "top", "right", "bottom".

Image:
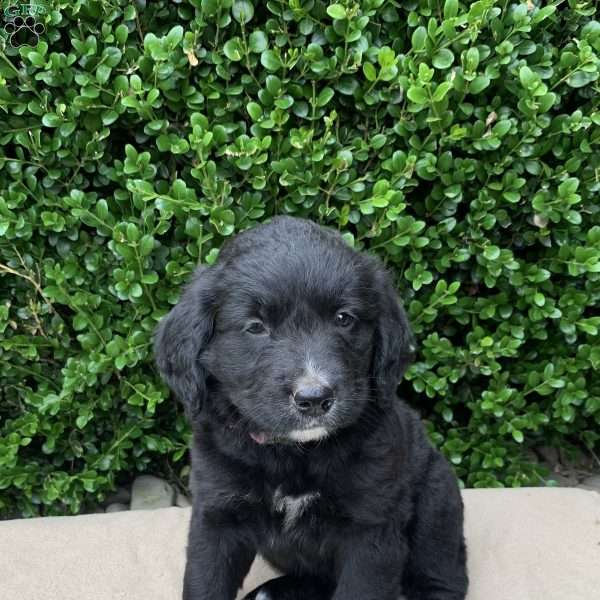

{"left": 130, "top": 475, "right": 175, "bottom": 511}
{"left": 545, "top": 470, "right": 578, "bottom": 487}
{"left": 536, "top": 446, "right": 559, "bottom": 467}
{"left": 559, "top": 449, "right": 593, "bottom": 472}
{"left": 578, "top": 474, "right": 600, "bottom": 494}
{"left": 175, "top": 492, "right": 191, "bottom": 508}
{"left": 105, "top": 503, "right": 129, "bottom": 513}
{"left": 103, "top": 485, "right": 131, "bottom": 507}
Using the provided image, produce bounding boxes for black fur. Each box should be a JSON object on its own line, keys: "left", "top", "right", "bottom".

{"left": 154, "top": 217, "right": 468, "bottom": 600}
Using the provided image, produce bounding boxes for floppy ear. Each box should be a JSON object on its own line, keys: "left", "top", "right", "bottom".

{"left": 154, "top": 266, "right": 218, "bottom": 419}
{"left": 372, "top": 267, "right": 416, "bottom": 402}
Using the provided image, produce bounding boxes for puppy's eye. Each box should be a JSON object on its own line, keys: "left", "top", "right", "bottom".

{"left": 335, "top": 311, "right": 356, "bottom": 328}
{"left": 244, "top": 320, "right": 268, "bottom": 335}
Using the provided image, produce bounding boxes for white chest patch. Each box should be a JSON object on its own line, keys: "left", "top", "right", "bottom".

{"left": 272, "top": 487, "right": 320, "bottom": 530}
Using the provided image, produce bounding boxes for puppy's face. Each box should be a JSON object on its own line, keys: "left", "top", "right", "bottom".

{"left": 201, "top": 249, "right": 378, "bottom": 443}
{"left": 155, "top": 217, "right": 414, "bottom": 445}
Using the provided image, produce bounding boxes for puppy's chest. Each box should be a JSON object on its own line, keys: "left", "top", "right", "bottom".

{"left": 269, "top": 486, "right": 321, "bottom": 531}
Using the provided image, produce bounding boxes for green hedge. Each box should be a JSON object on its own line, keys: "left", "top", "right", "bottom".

{"left": 1, "top": 0, "right": 599, "bottom": 517}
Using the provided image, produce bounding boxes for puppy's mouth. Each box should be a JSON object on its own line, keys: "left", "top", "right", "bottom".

{"left": 249, "top": 426, "right": 330, "bottom": 445}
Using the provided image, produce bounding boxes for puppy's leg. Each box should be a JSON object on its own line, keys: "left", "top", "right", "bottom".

{"left": 183, "top": 509, "right": 255, "bottom": 600}
{"left": 332, "top": 524, "right": 408, "bottom": 600}
{"left": 403, "top": 456, "right": 468, "bottom": 600}
{"left": 242, "top": 575, "right": 334, "bottom": 600}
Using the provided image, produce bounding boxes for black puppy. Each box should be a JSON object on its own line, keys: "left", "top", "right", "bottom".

{"left": 155, "top": 217, "right": 468, "bottom": 600}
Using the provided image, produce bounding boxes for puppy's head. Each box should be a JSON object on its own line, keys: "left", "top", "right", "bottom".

{"left": 155, "top": 217, "right": 414, "bottom": 444}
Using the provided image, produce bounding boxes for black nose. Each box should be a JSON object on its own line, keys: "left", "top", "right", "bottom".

{"left": 293, "top": 385, "right": 335, "bottom": 417}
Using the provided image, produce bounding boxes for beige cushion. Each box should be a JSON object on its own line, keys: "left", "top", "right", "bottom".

{"left": 0, "top": 488, "right": 598, "bottom": 600}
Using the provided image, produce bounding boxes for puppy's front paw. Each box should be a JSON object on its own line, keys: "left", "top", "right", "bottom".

{"left": 241, "top": 575, "right": 333, "bottom": 600}
{"left": 241, "top": 586, "right": 272, "bottom": 600}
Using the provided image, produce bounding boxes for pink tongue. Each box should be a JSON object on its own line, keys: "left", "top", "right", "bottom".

{"left": 250, "top": 432, "right": 268, "bottom": 444}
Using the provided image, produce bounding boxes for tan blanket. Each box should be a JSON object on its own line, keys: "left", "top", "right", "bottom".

{"left": 0, "top": 488, "right": 598, "bottom": 600}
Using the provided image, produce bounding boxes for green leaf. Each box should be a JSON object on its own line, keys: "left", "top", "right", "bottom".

{"left": 465, "top": 47, "right": 479, "bottom": 71}
{"left": 232, "top": 1, "right": 254, "bottom": 24}
{"left": 42, "top": 113, "right": 61, "bottom": 127}
{"left": 407, "top": 86, "right": 428, "bottom": 104}
{"left": 130, "top": 283, "right": 143, "bottom": 298}
{"left": 327, "top": 4, "right": 347, "bottom": 20}
{"left": 566, "top": 71, "right": 597, "bottom": 88}
{"left": 248, "top": 31, "right": 268, "bottom": 53}
{"left": 139, "top": 235, "right": 154, "bottom": 256}
{"left": 411, "top": 26, "right": 427, "bottom": 52}
{"left": 260, "top": 49, "right": 281, "bottom": 71}
{"left": 443, "top": 0, "right": 458, "bottom": 19}
{"left": 115, "top": 24, "right": 129, "bottom": 45}
{"left": 378, "top": 47, "right": 395, "bottom": 68}
{"left": 166, "top": 25, "right": 184, "bottom": 48}
{"left": 432, "top": 49, "right": 454, "bottom": 69}
{"left": 558, "top": 177, "right": 579, "bottom": 197}
{"left": 531, "top": 5, "right": 556, "bottom": 24}
{"left": 101, "top": 110, "right": 119, "bottom": 126}
{"left": 103, "top": 47, "right": 122, "bottom": 68}
{"left": 492, "top": 120, "right": 511, "bottom": 137}
{"left": 96, "top": 199, "right": 109, "bottom": 220}
{"left": 316, "top": 86, "right": 334, "bottom": 107}
{"left": 223, "top": 38, "right": 244, "bottom": 61}
{"left": 503, "top": 191, "right": 520, "bottom": 203}
{"left": 484, "top": 246, "right": 500, "bottom": 260}
{"left": 519, "top": 65, "right": 537, "bottom": 88}
{"left": 28, "top": 52, "right": 45, "bottom": 67}
{"left": 363, "top": 62, "right": 377, "bottom": 82}
{"left": 247, "top": 102, "right": 263, "bottom": 121}
{"left": 469, "top": 75, "right": 490, "bottom": 94}
{"left": 142, "top": 272, "right": 159, "bottom": 285}
{"left": 533, "top": 293, "right": 545, "bottom": 307}
{"left": 432, "top": 81, "right": 452, "bottom": 102}
{"left": 126, "top": 222, "right": 140, "bottom": 242}
{"left": 96, "top": 64, "right": 111, "bottom": 85}
{"left": 275, "top": 95, "right": 294, "bottom": 109}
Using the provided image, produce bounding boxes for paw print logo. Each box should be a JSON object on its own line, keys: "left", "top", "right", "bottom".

{"left": 4, "top": 16, "right": 45, "bottom": 48}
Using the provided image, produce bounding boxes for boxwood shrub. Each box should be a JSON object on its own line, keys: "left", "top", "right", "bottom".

{"left": 1, "top": 0, "right": 599, "bottom": 517}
